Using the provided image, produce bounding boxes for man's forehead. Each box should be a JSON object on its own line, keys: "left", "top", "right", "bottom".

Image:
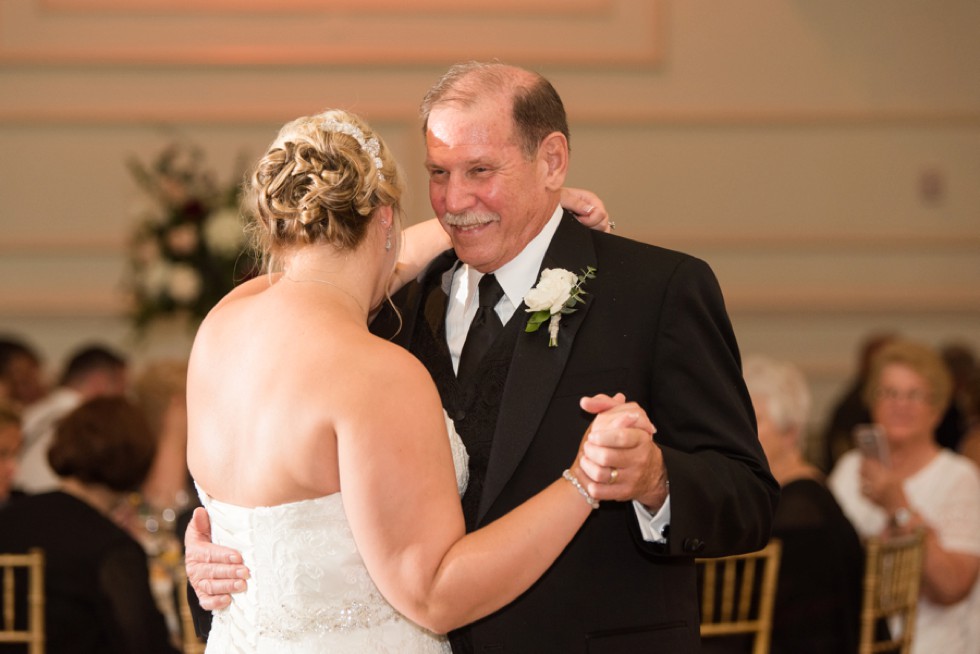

{"left": 425, "top": 105, "right": 519, "bottom": 155}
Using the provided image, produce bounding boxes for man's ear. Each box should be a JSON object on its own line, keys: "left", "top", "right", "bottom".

{"left": 538, "top": 132, "right": 569, "bottom": 191}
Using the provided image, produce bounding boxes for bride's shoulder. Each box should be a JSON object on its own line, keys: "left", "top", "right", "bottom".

{"left": 362, "top": 335, "right": 434, "bottom": 382}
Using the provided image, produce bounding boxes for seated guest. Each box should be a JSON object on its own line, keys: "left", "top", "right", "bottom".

{"left": 0, "top": 401, "right": 26, "bottom": 507}
{"left": 15, "top": 343, "right": 128, "bottom": 492}
{"left": 0, "top": 397, "right": 179, "bottom": 654}
{"left": 958, "top": 370, "right": 980, "bottom": 469}
{"left": 829, "top": 339, "right": 980, "bottom": 654}
{"left": 0, "top": 336, "right": 47, "bottom": 410}
{"left": 744, "top": 355, "right": 863, "bottom": 654}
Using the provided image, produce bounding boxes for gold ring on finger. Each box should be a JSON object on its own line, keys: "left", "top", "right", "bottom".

{"left": 609, "top": 467, "right": 619, "bottom": 484}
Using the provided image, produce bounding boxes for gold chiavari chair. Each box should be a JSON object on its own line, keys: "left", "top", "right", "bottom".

{"left": 697, "top": 539, "right": 782, "bottom": 654}
{"left": 0, "top": 548, "right": 44, "bottom": 654}
{"left": 858, "top": 530, "right": 925, "bottom": 654}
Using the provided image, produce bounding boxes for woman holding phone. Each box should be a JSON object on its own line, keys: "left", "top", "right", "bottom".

{"left": 828, "top": 339, "right": 980, "bottom": 654}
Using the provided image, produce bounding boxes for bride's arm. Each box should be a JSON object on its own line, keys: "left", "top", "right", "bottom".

{"left": 389, "top": 218, "right": 452, "bottom": 293}
{"left": 340, "top": 346, "right": 644, "bottom": 634}
{"left": 389, "top": 187, "right": 610, "bottom": 294}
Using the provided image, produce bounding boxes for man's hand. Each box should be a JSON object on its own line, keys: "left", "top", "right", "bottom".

{"left": 184, "top": 507, "right": 250, "bottom": 610}
{"left": 578, "top": 394, "right": 669, "bottom": 511}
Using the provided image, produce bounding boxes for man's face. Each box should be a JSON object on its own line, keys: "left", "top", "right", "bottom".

{"left": 425, "top": 99, "right": 555, "bottom": 273}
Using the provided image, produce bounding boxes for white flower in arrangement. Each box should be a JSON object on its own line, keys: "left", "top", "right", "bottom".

{"left": 168, "top": 264, "right": 203, "bottom": 304}
{"left": 524, "top": 266, "right": 596, "bottom": 347}
{"left": 203, "top": 207, "right": 246, "bottom": 256}
{"left": 142, "top": 260, "right": 173, "bottom": 297}
{"left": 166, "top": 223, "right": 199, "bottom": 255}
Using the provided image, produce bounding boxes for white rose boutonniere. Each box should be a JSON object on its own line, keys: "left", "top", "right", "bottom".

{"left": 524, "top": 266, "right": 596, "bottom": 347}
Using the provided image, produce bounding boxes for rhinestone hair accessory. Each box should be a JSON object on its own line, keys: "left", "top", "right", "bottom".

{"left": 319, "top": 120, "right": 386, "bottom": 182}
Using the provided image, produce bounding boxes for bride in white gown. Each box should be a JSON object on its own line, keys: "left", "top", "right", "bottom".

{"left": 195, "top": 412, "right": 468, "bottom": 653}
{"left": 185, "top": 109, "right": 644, "bottom": 653}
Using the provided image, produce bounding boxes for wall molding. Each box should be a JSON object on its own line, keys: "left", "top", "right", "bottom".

{"left": 3, "top": 287, "right": 979, "bottom": 319}
{"left": 42, "top": 0, "right": 611, "bottom": 14}
{"left": 4, "top": 231, "right": 979, "bottom": 256}
{"left": 3, "top": 107, "right": 978, "bottom": 127}
{"left": 1, "top": 0, "right": 659, "bottom": 67}
{"left": 725, "top": 288, "right": 980, "bottom": 315}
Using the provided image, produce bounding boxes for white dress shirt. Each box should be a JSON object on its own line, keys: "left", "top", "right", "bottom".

{"left": 445, "top": 205, "right": 671, "bottom": 543}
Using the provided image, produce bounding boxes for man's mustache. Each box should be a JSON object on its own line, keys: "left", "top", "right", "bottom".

{"left": 442, "top": 211, "right": 501, "bottom": 227}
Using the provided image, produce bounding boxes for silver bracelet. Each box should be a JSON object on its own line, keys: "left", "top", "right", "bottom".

{"left": 562, "top": 469, "right": 599, "bottom": 509}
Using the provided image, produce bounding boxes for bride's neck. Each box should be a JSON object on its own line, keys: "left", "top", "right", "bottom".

{"left": 282, "top": 246, "right": 378, "bottom": 320}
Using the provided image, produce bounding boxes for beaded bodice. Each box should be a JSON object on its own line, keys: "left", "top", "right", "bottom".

{"left": 197, "top": 414, "right": 467, "bottom": 653}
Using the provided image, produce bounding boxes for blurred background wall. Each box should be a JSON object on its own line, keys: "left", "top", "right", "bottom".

{"left": 1, "top": 0, "right": 978, "bottom": 455}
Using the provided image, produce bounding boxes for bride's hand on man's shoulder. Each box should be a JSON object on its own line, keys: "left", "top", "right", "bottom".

{"left": 560, "top": 187, "right": 613, "bottom": 233}
{"left": 184, "top": 507, "right": 251, "bottom": 610}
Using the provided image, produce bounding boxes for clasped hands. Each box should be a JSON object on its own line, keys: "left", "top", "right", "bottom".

{"left": 577, "top": 393, "right": 668, "bottom": 511}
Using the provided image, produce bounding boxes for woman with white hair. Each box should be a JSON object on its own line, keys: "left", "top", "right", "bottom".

{"left": 743, "top": 355, "right": 863, "bottom": 654}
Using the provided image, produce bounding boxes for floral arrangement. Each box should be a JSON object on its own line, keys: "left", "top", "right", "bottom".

{"left": 524, "top": 266, "right": 596, "bottom": 347}
{"left": 125, "top": 143, "right": 258, "bottom": 333}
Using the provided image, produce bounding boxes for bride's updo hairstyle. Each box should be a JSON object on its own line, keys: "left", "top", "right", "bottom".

{"left": 244, "top": 109, "right": 402, "bottom": 267}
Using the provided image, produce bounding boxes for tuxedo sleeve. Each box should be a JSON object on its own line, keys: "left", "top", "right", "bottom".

{"left": 649, "top": 256, "right": 778, "bottom": 558}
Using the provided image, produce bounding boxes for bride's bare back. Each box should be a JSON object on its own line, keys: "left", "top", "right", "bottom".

{"left": 187, "top": 275, "right": 400, "bottom": 507}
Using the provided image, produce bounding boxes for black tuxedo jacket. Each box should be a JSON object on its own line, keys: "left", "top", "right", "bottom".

{"left": 371, "top": 213, "right": 778, "bottom": 653}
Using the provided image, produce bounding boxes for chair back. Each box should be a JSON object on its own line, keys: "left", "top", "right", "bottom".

{"left": 0, "top": 548, "right": 44, "bottom": 654}
{"left": 697, "top": 539, "right": 782, "bottom": 654}
{"left": 858, "top": 530, "right": 925, "bottom": 654}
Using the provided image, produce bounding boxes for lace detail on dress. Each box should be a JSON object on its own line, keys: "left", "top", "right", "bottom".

{"left": 447, "top": 412, "right": 469, "bottom": 496}
{"left": 196, "top": 411, "right": 466, "bottom": 653}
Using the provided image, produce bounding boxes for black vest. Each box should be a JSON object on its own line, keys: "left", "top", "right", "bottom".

{"left": 407, "top": 283, "right": 521, "bottom": 530}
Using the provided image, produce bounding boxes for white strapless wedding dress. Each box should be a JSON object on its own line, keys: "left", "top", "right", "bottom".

{"left": 197, "top": 414, "right": 469, "bottom": 653}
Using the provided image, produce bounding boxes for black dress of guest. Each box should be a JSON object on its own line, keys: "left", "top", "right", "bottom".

{"left": 0, "top": 491, "right": 179, "bottom": 654}
{"left": 769, "top": 477, "right": 863, "bottom": 654}
{"left": 700, "top": 477, "right": 862, "bottom": 654}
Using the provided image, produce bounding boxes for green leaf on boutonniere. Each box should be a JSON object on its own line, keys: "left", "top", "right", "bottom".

{"left": 525, "top": 309, "right": 552, "bottom": 333}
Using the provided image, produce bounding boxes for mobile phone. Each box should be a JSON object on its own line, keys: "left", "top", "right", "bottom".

{"left": 854, "top": 424, "right": 890, "bottom": 466}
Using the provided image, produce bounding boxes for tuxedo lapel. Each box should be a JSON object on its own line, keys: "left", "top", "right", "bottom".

{"left": 415, "top": 249, "right": 457, "bottom": 346}
{"left": 477, "top": 214, "right": 598, "bottom": 523}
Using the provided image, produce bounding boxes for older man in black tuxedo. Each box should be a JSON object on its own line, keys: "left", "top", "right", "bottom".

{"left": 370, "top": 61, "right": 777, "bottom": 653}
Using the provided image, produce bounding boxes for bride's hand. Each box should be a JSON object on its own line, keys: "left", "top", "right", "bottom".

{"left": 184, "top": 507, "right": 250, "bottom": 610}
{"left": 560, "top": 187, "right": 613, "bottom": 233}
